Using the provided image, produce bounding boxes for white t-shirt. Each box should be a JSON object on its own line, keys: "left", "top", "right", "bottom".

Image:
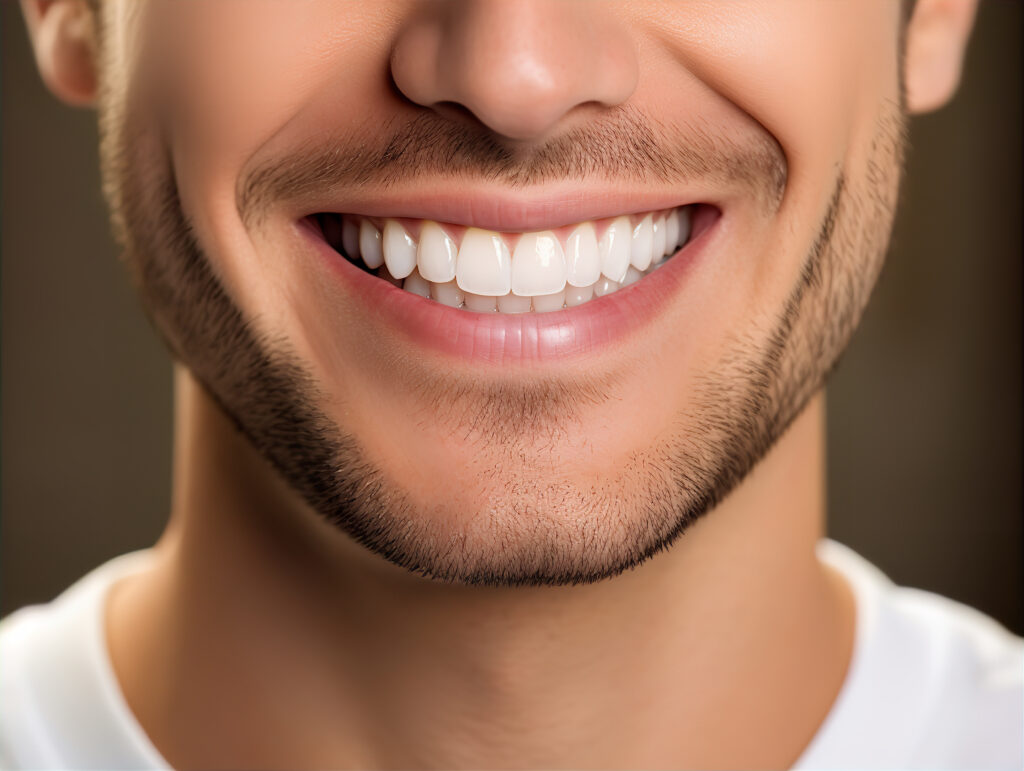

{"left": 1, "top": 539, "right": 1021, "bottom": 769}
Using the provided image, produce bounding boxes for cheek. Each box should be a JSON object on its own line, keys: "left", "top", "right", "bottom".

{"left": 136, "top": 0, "right": 401, "bottom": 337}
{"left": 660, "top": 0, "right": 902, "bottom": 318}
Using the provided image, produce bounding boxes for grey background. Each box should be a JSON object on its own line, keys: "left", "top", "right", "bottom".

{"left": 2, "top": 2, "right": 1021, "bottom": 633}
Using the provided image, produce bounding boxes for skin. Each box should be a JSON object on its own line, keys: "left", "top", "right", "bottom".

{"left": 21, "top": 0, "right": 977, "bottom": 768}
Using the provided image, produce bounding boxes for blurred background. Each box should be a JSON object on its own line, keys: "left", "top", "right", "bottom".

{"left": 2, "top": 2, "right": 1021, "bottom": 632}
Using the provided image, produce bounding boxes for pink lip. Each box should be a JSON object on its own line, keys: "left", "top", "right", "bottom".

{"left": 301, "top": 207, "right": 719, "bottom": 365}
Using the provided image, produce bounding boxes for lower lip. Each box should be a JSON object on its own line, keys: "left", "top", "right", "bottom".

{"left": 303, "top": 208, "right": 719, "bottom": 365}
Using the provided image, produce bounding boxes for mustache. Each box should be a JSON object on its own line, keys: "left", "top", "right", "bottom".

{"left": 237, "top": 105, "right": 786, "bottom": 227}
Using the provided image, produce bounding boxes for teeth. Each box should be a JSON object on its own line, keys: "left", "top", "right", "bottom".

{"left": 359, "top": 219, "right": 384, "bottom": 269}
{"left": 417, "top": 221, "right": 458, "bottom": 283}
{"left": 565, "top": 283, "right": 594, "bottom": 307}
{"left": 676, "top": 206, "right": 692, "bottom": 248}
{"left": 342, "top": 217, "right": 360, "bottom": 260}
{"left": 403, "top": 268, "right": 431, "bottom": 298}
{"left": 511, "top": 231, "right": 566, "bottom": 296}
{"left": 328, "top": 205, "right": 697, "bottom": 313}
{"left": 594, "top": 277, "right": 620, "bottom": 297}
{"left": 464, "top": 292, "right": 497, "bottom": 313}
{"left": 383, "top": 220, "right": 417, "bottom": 279}
{"left": 431, "top": 279, "right": 465, "bottom": 308}
{"left": 531, "top": 291, "right": 566, "bottom": 313}
{"left": 598, "top": 216, "right": 631, "bottom": 283}
{"left": 456, "top": 228, "right": 512, "bottom": 296}
{"left": 564, "top": 222, "right": 601, "bottom": 287}
{"left": 621, "top": 266, "right": 643, "bottom": 287}
{"left": 630, "top": 214, "right": 654, "bottom": 271}
{"left": 497, "top": 292, "right": 532, "bottom": 314}
{"left": 652, "top": 215, "right": 667, "bottom": 265}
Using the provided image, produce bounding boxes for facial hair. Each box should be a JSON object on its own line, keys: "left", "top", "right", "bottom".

{"left": 100, "top": 99, "right": 906, "bottom": 587}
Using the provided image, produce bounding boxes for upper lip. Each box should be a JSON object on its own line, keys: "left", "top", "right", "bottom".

{"left": 289, "top": 181, "right": 719, "bottom": 233}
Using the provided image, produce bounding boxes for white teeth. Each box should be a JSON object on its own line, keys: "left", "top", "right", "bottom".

{"left": 676, "top": 206, "right": 692, "bottom": 248}
{"left": 565, "top": 283, "right": 594, "bottom": 307}
{"left": 335, "top": 205, "right": 695, "bottom": 312}
{"left": 464, "top": 292, "right": 497, "bottom": 313}
{"left": 621, "top": 265, "right": 643, "bottom": 287}
{"left": 417, "top": 221, "right": 458, "bottom": 283}
{"left": 359, "top": 220, "right": 384, "bottom": 269}
{"left": 342, "top": 217, "right": 360, "bottom": 260}
{"left": 402, "top": 268, "right": 431, "bottom": 298}
{"left": 456, "top": 228, "right": 512, "bottom": 296}
{"left": 431, "top": 279, "right": 465, "bottom": 308}
{"left": 665, "top": 210, "right": 679, "bottom": 255}
{"left": 564, "top": 222, "right": 601, "bottom": 288}
{"left": 630, "top": 214, "right": 654, "bottom": 271}
{"left": 511, "top": 231, "right": 567, "bottom": 296}
{"left": 532, "top": 291, "right": 566, "bottom": 313}
{"left": 383, "top": 220, "right": 417, "bottom": 279}
{"left": 599, "top": 216, "right": 631, "bottom": 283}
{"left": 497, "top": 293, "right": 532, "bottom": 313}
{"left": 652, "top": 215, "right": 667, "bottom": 264}
{"left": 594, "top": 277, "right": 620, "bottom": 297}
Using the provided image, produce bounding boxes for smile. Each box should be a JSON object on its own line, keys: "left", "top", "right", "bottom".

{"left": 313, "top": 206, "right": 699, "bottom": 313}
{"left": 301, "top": 202, "right": 719, "bottom": 363}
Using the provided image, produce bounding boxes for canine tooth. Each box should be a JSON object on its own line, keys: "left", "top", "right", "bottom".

{"left": 677, "top": 205, "right": 692, "bottom": 247}
{"left": 598, "top": 216, "right": 631, "bottom": 282}
{"left": 621, "top": 266, "right": 643, "bottom": 287}
{"left": 383, "top": 220, "right": 417, "bottom": 279}
{"left": 497, "top": 293, "right": 532, "bottom": 313}
{"left": 342, "top": 216, "right": 360, "bottom": 259}
{"left": 511, "top": 231, "right": 566, "bottom": 296}
{"left": 432, "top": 279, "right": 464, "bottom": 308}
{"left": 652, "top": 215, "right": 667, "bottom": 263}
{"left": 565, "top": 283, "right": 594, "bottom": 307}
{"left": 594, "top": 277, "right": 620, "bottom": 297}
{"left": 564, "top": 223, "right": 601, "bottom": 287}
{"left": 456, "top": 228, "right": 512, "bottom": 296}
{"left": 402, "top": 268, "right": 431, "bottom": 298}
{"left": 532, "top": 291, "right": 566, "bottom": 313}
{"left": 417, "top": 221, "right": 458, "bottom": 283}
{"left": 359, "top": 220, "right": 384, "bottom": 269}
{"left": 630, "top": 214, "right": 654, "bottom": 271}
{"left": 464, "top": 292, "right": 498, "bottom": 312}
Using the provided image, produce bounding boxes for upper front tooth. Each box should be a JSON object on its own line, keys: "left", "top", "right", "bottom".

{"left": 564, "top": 222, "right": 601, "bottom": 288}
{"left": 383, "top": 220, "right": 417, "bottom": 279}
{"left": 599, "top": 216, "right": 631, "bottom": 282}
{"left": 511, "top": 231, "right": 566, "bottom": 296}
{"left": 630, "top": 214, "right": 654, "bottom": 271}
{"left": 417, "top": 221, "right": 458, "bottom": 283}
{"left": 456, "top": 228, "right": 512, "bottom": 296}
{"left": 359, "top": 220, "right": 384, "bottom": 269}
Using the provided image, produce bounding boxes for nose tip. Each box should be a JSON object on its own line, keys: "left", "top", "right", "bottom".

{"left": 390, "top": 0, "right": 639, "bottom": 142}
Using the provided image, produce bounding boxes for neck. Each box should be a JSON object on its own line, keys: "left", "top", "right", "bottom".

{"left": 108, "top": 365, "right": 854, "bottom": 769}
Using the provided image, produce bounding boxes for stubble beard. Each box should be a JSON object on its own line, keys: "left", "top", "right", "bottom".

{"left": 100, "top": 97, "right": 906, "bottom": 587}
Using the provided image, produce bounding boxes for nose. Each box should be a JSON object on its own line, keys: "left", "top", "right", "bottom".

{"left": 390, "top": 0, "right": 639, "bottom": 141}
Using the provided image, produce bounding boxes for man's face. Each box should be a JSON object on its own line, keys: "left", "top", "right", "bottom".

{"left": 98, "top": 0, "right": 905, "bottom": 585}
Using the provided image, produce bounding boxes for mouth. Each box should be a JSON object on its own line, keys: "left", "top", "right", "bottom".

{"left": 300, "top": 203, "right": 719, "bottom": 363}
